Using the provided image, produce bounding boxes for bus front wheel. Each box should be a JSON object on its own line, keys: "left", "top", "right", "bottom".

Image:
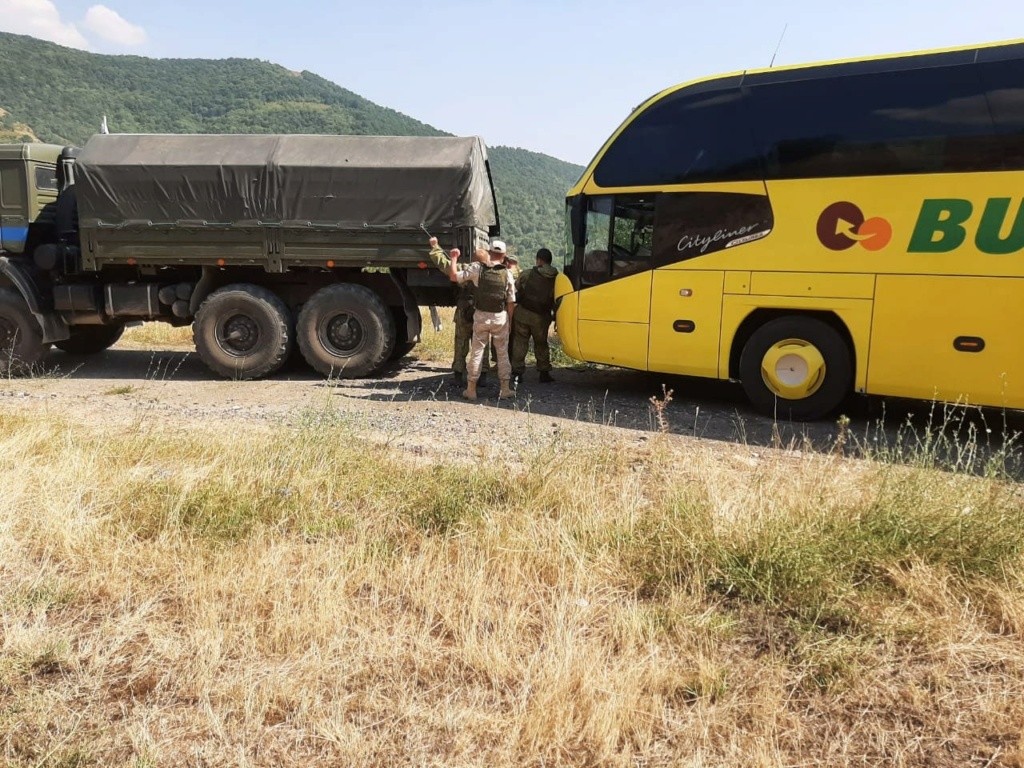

{"left": 739, "top": 317, "right": 852, "bottom": 421}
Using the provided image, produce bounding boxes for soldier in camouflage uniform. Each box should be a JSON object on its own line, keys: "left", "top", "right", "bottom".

{"left": 504, "top": 250, "right": 521, "bottom": 280}
{"left": 428, "top": 237, "right": 490, "bottom": 386}
{"left": 511, "top": 248, "right": 559, "bottom": 385}
{"left": 446, "top": 244, "right": 517, "bottom": 400}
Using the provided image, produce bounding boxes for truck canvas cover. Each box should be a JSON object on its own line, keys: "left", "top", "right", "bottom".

{"left": 73, "top": 134, "right": 499, "bottom": 232}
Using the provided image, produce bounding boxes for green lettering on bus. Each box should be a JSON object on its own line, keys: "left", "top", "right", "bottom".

{"left": 975, "top": 198, "right": 1024, "bottom": 255}
{"left": 908, "top": 199, "right": 973, "bottom": 253}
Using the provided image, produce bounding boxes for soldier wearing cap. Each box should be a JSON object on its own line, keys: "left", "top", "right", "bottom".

{"left": 427, "top": 237, "right": 491, "bottom": 386}
{"left": 445, "top": 240, "right": 517, "bottom": 400}
{"left": 490, "top": 249, "right": 519, "bottom": 366}
{"left": 504, "top": 250, "right": 521, "bottom": 280}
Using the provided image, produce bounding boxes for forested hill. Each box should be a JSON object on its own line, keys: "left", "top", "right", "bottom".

{"left": 0, "top": 31, "right": 583, "bottom": 256}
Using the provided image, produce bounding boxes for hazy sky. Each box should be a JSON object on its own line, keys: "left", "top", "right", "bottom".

{"left": 1, "top": 0, "right": 1021, "bottom": 165}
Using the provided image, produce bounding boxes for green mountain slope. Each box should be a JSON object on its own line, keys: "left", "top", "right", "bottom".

{"left": 0, "top": 31, "right": 582, "bottom": 256}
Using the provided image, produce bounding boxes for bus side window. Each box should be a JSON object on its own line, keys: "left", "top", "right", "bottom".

{"left": 750, "top": 64, "right": 995, "bottom": 178}
{"left": 610, "top": 201, "right": 654, "bottom": 278}
{"left": 580, "top": 196, "right": 613, "bottom": 286}
{"left": 582, "top": 249, "right": 610, "bottom": 284}
{"left": 579, "top": 196, "right": 656, "bottom": 285}
{"left": 978, "top": 55, "right": 1024, "bottom": 170}
{"left": 592, "top": 83, "right": 760, "bottom": 187}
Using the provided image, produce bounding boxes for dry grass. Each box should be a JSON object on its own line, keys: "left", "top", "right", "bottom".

{"left": 413, "top": 307, "right": 456, "bottom": 363}
{"left": 118, "top": 310, "right": 581, "bottom": 372}
{"left": 3, "top": 404, "right": 1024, "bottom": 766}
{"left": 120, "top": 323, "right": 193, "bottom": 350}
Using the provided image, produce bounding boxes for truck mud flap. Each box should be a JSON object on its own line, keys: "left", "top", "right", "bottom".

{"left": 0, "top": 256, "right": 70, "bottom": 342}
{"left": 389, "top": 269, "right": 422, "bottom": 344}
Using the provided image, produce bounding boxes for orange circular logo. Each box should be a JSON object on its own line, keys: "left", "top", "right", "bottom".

{"left": 817, "top": 202, "right": 892, "bottom": 252}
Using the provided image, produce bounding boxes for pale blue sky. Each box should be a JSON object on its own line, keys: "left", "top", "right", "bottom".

{"left": 3, "top": 0, "right": 1022, "bottom": 165}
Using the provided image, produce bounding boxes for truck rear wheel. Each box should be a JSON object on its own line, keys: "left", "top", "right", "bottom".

{"left": 54, "top": 325, "right": 125, "bottom": 355}
{"left": 297, "top": 284, "right": 396, "bottom": 377}
{"left": 389, "top": 341, "right": 416, "bottom": 361}
{"left": 738, "top": 316, "right": 852, "bottom": 421}
{"left": 193, "top": 284, "right": 293, "bottom": 379}
{"left": 0, "top": 287, "right": 48, "bottom": 375}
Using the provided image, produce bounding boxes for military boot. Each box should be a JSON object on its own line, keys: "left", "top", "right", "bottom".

{"left": 498, "top": 379, "right": 516, "bottom": 399}
{"left": 539, "top": 370, "right": 555, "bottom": 384}
{"left": 462, "top": 379, "right": 478, "bottom": 401}
{"left": 478, "top": 371, "right": 488, "bottom": 387}
{"left": 452, "top": 370, "right": 464, "bottom": 386}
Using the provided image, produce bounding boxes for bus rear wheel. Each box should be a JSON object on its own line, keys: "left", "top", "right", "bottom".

{"left": 739, "top": 316, "right": 852, "bottom": 421}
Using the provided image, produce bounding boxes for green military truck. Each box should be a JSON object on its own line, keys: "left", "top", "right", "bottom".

{"left": 0, "top": 133, "right": 500, "bottom": 378}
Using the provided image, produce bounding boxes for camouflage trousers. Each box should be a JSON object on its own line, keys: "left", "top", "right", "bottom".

{"left": 511, "top": 306, "right": 552, "bottom": 374}
{"left": 467, "top": 310, "right": 511, "bottom": 382}
{"left": 453, "top": 304, "right": 489, "bottom": 375}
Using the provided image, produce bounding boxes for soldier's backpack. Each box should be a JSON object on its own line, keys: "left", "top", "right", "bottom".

{"left": 517, "top": 268, "right": 557, "bottom": 315}
{"left": 474, "top": 264, "right": 509, "bottom": 313}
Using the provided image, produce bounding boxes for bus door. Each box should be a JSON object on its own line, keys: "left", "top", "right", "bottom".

{"left": 646, "top": 189, "right": 773, "bottom": 379}
{"left": 575, "top": 195, "right": 654, "bottom": 370}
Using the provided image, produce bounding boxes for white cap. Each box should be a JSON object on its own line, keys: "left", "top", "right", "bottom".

{"left": 488, "top": 239, "right": 507, "bottom": 254}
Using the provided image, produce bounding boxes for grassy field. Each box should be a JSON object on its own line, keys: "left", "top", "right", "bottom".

{"left": 2, "top": 390, "right": 1024, "bottom": 766}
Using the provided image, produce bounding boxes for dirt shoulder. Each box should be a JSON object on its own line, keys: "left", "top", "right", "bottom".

{"left": 4, "top": 343, "right": 1018, "bottom": 475}
{"left": 0, "top": 344, "right": 837, "bottom": 464}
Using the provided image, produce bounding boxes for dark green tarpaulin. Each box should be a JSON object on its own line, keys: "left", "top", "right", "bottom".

{"left": 73, "top": 134, "right": 498, "bottom": 232}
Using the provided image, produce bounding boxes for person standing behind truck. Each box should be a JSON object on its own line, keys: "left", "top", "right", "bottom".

{"left": 428, "top": 237, "right": 491, "bottom": 387}
{"left": 489, "top": 244, "right": 519, "bottom": 368}
{"left": 511, "top": 247, "right": 559, "bottom": 386}
{"left": 504, "top": 249, "right": 521, "bottom": 280}
{"left": 446, "top": 245, "right": 516, "bottom": 400}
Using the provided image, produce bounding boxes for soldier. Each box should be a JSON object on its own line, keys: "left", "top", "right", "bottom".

{"left": 447, "top": 245, "right": 517, "bottom": 400}
{"left": 511, "top": 247, "right": 559, "bottom": 385}
{"left": 504, "top": 250, "right": 521, "bottom": 280}
{"left": 428, "top": 236, "right": 490, "bottom": 386}
{"left": 490, "top": 247, "right": 519, "bottom": 366}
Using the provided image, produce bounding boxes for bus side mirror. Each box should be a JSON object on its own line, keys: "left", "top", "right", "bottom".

{"left": 569, "top": 195, "right": 585, "bottom": 246}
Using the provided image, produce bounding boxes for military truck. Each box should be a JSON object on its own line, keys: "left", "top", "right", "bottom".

{"left": 0, "top": 133, "right": 500, "bottom": 378}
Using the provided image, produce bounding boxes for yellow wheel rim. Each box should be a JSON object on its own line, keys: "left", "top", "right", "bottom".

{"left": 760, "top": 338, "right": 826, "bottom": 401}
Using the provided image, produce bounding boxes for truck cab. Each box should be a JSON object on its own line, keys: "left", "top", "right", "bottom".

{"left": 0, "top": 143, "right": 63, "bottom": 256}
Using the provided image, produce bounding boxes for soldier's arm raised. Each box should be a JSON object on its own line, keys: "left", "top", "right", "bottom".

{"left": 447, "top": 248, "right": 461, "bottom": 282}
{"left": 506, "top": 271, "right": 516, "bottom": 320}
{"left": 427, "top": 236, "right": 452, "bottom": 271}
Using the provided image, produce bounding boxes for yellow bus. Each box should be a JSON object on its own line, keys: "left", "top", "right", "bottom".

{"left": 554, "top": 39, "right": 1024, "bottom": 419}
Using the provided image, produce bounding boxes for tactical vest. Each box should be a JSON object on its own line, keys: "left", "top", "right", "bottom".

{"left": 517, "top": 269, "right": 556, "bottom": 315}
{"left": 474, "top": 264, "right": 509, "bottom": 313}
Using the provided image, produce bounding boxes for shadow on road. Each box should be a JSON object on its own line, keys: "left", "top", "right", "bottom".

{"left": 340, "top": 360, "right": 1024, "bottom": 478}
{"left": 36, "top": 347, "right": 1024, "bottom": 478}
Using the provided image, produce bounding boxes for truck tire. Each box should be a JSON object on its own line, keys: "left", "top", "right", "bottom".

{"left": 388, "top": 340, "right": 416, "bottom": 361}
{"left": 297, "top": 284, "right": 396, "bottom": 377}
{"left": 0, "top": 287, "right": 48, "bottom": 375}
{"left": 54, "top": 324, "right": 125, "bottom": 355}
{"left": 739, "top": 316, "right": 852, "bottom": 421}
{"left": 193, "top": 284, "right": 293, "bottom": 380}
